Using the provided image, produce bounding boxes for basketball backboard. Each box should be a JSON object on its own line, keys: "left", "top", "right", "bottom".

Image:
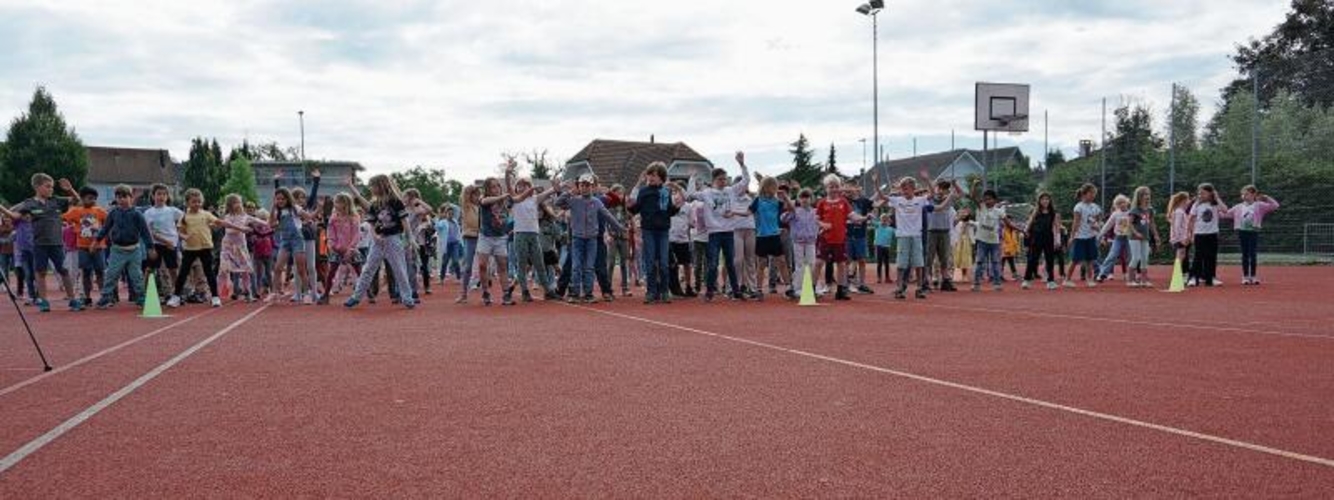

{"left": 975, "top": 82, "right": 1030, "bottom": 132}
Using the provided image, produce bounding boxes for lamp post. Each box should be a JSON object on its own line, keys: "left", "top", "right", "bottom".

{"left": 856, "top": 1, "right": 885, "bottom": 167}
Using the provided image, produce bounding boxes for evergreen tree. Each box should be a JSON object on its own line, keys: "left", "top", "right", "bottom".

{"left": 825, "top": 143, "right": 839, "bottom": 175}
{"left": 220, "top": 156, "right": 260, "bottom": 205}
{"left": 783, "top": 133, "right": 822, "bottom": 187}
{"left": 1169, "top": 85, "right": 1201, "bottom": 151}
{"left": 181, "top": 137, "right": 226, "bottom": 208}
{"left": 0, "top": 86, "right": 88, "bottom": 203}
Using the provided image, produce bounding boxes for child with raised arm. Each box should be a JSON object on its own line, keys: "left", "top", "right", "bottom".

{"left": 168, "top": 189, "right": 249, "bottom": 308}
{"left": 94, "top": 185, "right": 153, "bottom": 309}
{"left": 509, "top": 174, "right": 559, "bottom": 302}
{"left": 477, "top": 171, "right": 515, "bottom": 306}
{"left": 878, "top": 177, "right": 932, "bottom": 300}
{"left": 0, "top": 174, "right": 82, "bottom": 312}
{"left": 924, "top": 179, "right": 962, "bottom": 292}
{"left": 456, "top": 186, "right": 481, "bottom": 303}
{"left": 1226, "top": 185, "right": 1279, "bottom": 285}
{"left": 971, "top": 190, "right": 1017, "bottom": 292}
{"left": 556, "top": 174, "right": 625, "bottom": 303}
{"left": 1066, "top": 183, "right": 1103, "bottom": 288}
{"left": 627, "top": 162, "right": 683, "bottom": 304}
{"left": 1187, "top": 183, "right": 1228, "bottom": 287}
{"left": 686, "top": 152, "right": 749, "bottom": 302}
{"left": 344, "top": 175, "right": 416, "bottom": 309}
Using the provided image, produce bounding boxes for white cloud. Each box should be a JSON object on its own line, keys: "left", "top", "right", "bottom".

{"left": 0, "top": 0, "right": 1291, "bottom": 180}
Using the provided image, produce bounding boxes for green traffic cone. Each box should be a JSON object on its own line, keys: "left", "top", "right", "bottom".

{"left": 799, "top": 264, "right": 819, "bottom": 306}
{"left": 141, "top": 271, "right": 167, "bottom": 318}
{"left": 1165, "top": 258, "right": 1186, "bottom": 293}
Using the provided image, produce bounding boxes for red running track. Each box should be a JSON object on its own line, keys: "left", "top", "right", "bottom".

{"left": 0, "top": 265, "right": 1331, "bottom": 496}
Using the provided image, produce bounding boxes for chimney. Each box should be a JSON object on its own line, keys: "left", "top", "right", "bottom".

{"left": 650, "top": 135, "right": 655, "bottom": 144}
{"left": 1079, "top": 139, "right": 1094, "bottom": 158}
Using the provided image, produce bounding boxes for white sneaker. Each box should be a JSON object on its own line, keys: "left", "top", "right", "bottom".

{"left": 1046, "top": 281, "right": 1059, "bottom": 290}
{"left": 1212, "top": 278, "right": 1224, "bottom": 286}
{"left": 1187, "top": 278, "right": 1198, "bottom": 287}
{"left": 211, "top": 297, "right": 222, "bottom": 308}
{"left": 1087, "top": 281, "right": 1098, "bottom": 288}
{"left": 1021, "top": 280, "right": 1031, "bottom": 290}
{"left": 167, "top": 295, "right": 182, "bottom": 308}
{"left": 1062, "top": 280, "right": 1076, "bottom": 288}
{"left": 1251, "top": 277, "right": 1261, "bottom": 285}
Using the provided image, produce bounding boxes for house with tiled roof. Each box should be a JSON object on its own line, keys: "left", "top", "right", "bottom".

{"left": 857, "top": 147, "right": 1025, "bottom": 191}
{"left": 85, "top": 146, "right": 178, "bottom": 205}
{"left": 562, "top": 139, "right": 713, "bottom": 188}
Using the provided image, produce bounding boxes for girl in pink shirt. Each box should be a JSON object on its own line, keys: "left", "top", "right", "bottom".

{"left": 1225, "top": 185, "right": 1280, "bottom": 285}
{"left": 320, "top": 193, "right": 363, "bottom": 305}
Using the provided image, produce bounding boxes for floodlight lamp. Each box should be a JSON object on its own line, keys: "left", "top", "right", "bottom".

{"left": 856, "top": 4, "right": 872, "bottom": 15}
{"left": 870, "top": 0, "right": 885, "bottom": 9}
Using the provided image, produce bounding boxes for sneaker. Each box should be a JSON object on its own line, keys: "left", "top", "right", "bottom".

{"left": 69, "top": 299, "right": 84, "bottom": 312}
{"left": 893, "top": 289, "right": 907, "bottom": 300}
{"left": 1187, "top": 278, "right": 1199, "bottom": 287}
{"left": 1087, "top": 281, "right": 1098, "bottom": 288}
{"left": 940, "top": 281, "right": 958, "bottom": 292}
{"left": 857, "top": 285, "right": 874, "bottom": 294}
{"left": 211, "top": 297, "right": 222, "bottom": 308}
{"left": 603, "top": 293, "right": 615, "bottom": 303}
{"left": 915, "top": 288, "right": 929, "bottom": 300}
{"left": 167, "top": 295, "right": 182, "bottom": 308}
{"left": 834, "top": 286, "right": 851, "bottom": 301}
{"left": 644, "top": 297, "right": 658, "bottom": 305}
{"left": 582, "top": 295, "right": 596, "bottom": 304}
{"left": 1251, "top": 278, "right": 1262, "bottom": 285}
{"left": 455, "top": 295, "right": 468, "bottom": 304}
{"left": 992, "top": 284, "right": 1003, "bottom": 292}
{"left": 816, "top": 284, "right": 829, "bottom": 296}
{"left": 661, "top": 296, "right": 673, "bottom": 304}
{"left": 785, "top": 289, "right": 798, "bottom": 300}
{"left": 316, "top": 294, "right": 330, "bottom": 305}
{"left": 704, "top": 291, "right": 715, "bottom": 303}
{"left": 482, "top": 291, "right": 493, "bottom": 306}
{"left": 1062, "top": 280, "right": 1076, "bottom": 288}
{"left": 1212, "top": 278, "right": 1224, "bottom": 286}
{"left": 1046, "top": 281, "right": 1059, "bottom": 290}
{"left": 344, "top": 297, "right": 361, "bottom": 308}
{"left": 544, "top": 291, "right": 560, "bottom": 301}
{"left": 96, "top": 298, "right": 113, "bottom": 310}
{"left": 970, "top": 284, "right": 981, "bottom": 292}
{"left": 566, "top": 296, "right": 578, "bottom": 304}
{"left": 35, "top": 298, "right": 50, "bottom": 312}
{"left": 1021, "top": 280, "right": 1031, "bottom": 290}
{"left": 502, "top": 293, "right": 516, "bottom": 306}
{"left": 521, "top": 291, "right": 533, "bottom": 303}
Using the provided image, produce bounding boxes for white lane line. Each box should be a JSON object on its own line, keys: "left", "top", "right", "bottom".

{"left": 0, "top": 308, "right": 220, "bottom": 398}
{"left": 566, "top": 304, "right": 1334, "bottom": 469}
{"left": 861, "top": 296, "right": 1334, "bottom": 341}
{"left": 0, "top": 306, "right": 268, "bottom": 474}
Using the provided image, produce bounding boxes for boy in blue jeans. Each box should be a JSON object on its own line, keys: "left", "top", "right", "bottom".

{"left": 96, "top": 185, "right": 153, "bottom": 309}
{"left": 0, "top": 174, "right": 81, "bottom": 312}
{"left": 556, "top": 174, "right": 624, "bottom": 303}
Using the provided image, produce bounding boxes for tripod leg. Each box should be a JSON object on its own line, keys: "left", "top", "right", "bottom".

{"left": 2, "top": 276, "right": 52, "bottom": 372}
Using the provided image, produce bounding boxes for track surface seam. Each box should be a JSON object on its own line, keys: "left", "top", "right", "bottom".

{"left": 0, "top": 305, "right": 269, "bottom": 474}
{"left": 564, "top": 303, "right": 1334, "bottom": 469}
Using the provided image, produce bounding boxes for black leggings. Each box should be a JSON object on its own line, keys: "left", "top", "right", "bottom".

{"left": 174, "top": 249, "right": 218, "bottom": 298}
{"left": 876, "top": 247, "right": 893, "bottom": 280}
{"left": 1024, "top": 240, "right": 1056, "bottom": 282}
{"left": 1191, "top": 233, "right": 1219, "bottom": 285}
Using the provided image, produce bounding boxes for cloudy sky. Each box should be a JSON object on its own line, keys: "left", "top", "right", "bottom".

{"left": 0, "top": 0, "right": 1290, "bottom": 180}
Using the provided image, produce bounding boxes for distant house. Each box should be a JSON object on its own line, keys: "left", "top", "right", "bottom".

{"left": 857, "top": 147, "right": 1025, "bottom": 192}
{"left": 251, "top": 161, "right": 364, "bottom": 209}
{"left": 85, "top": 147, "right": 177, "bottom": 205}
{"left": 563, "top": 139, "right": 714, "bottom": 189}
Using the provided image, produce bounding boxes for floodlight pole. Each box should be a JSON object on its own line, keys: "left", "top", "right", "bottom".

{"left": 872, "top": 9, "right": 880, "bottom": 166}
{"left": 1251, "top": 69, "right": 1259, "bottom": 185}
{"left": 1100, "top": 97, "right": 1107, "bottom": 207}
{"left": 298, "top": 110, "right": 306, "bottom": 162}
{"left": 1169, "top": 84, "right": 1176, "bottom": 194}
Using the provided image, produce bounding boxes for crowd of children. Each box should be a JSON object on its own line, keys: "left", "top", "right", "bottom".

{"left": 0, "top": 157, "right": 1281, "bottom": 313}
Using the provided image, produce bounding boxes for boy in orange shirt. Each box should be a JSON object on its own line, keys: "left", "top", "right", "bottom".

{"left": 62, "top": 186, "right": 108, "bottom": 304}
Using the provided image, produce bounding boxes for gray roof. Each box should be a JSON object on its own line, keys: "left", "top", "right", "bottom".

{"left": 858, "top": 147, "right": 1023, "bottom": 187}
{"left": 86, "top": 147, "right": 176, "bottom": 185}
